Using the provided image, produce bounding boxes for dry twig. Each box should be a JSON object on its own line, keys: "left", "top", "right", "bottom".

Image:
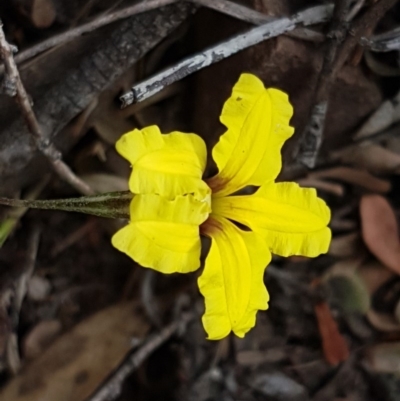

{"left": 86, "top": 313, "right": 193, "bottom": 401}
{"left": 121, "top": 4, "right": 334, "bottom": 106}
{"left": 361, "top": 27, "right": 400, "bottom": 52}
{"left": 297, "top": 0, "right": 397, "bottom": 168}
{"left": 345, "top": 0, "right": 366, "bottom": 21}
{"left": 297, "top": 0, "right": 352, "bottom": 169}
{"left": 191, "top": 0, "right": 325, "bottom": 42}
{"left": 6, "top": 227, "right": 41, "bottom": 374}
{"left": 0, "top": 21, "right": 95, "bottom": 195}
{"left": 335, "top": 0, "right": 399, "bottom": 68}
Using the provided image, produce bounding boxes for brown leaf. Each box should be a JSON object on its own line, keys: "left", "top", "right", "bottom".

{"left": 354, "top": 96, "right": 400, "bottom": 140}
{"left": 367, "top": 309, "right": 400, "bottom": 332}
{"left": 31, "top": 0, "right": 56, "bottom": 28}
{"left": 364, "top": 342, "right": 400, "bottom": 373}
{"left": 297, "top": 178, "right": 344, "bottom": 196}
{"left": 329, "top": 232, "right": 362, "bottom": 258}
{"left": 0, "top": 302, "right": 149, "bottom": 401}
{"left": 360, "top": 195, "right": 400, "bottom": 274}
{"left": 310, "top": 167, "right": 391, "bottom": 193}
{"left": 358, "top": 261, "right": 394, "bottom": 295}
{"left": 331, "top": 143, "right": 400, "bottom": 175}
{"left": 23, "top": 320, "right": 62, "bottom": 360}
{"left": 314, "top": 302, "right": 350, "bottom": 366}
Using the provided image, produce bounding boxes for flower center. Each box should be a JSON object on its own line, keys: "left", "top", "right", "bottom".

{"left": 205, "top": 176, "right": 228, "bottom": 194}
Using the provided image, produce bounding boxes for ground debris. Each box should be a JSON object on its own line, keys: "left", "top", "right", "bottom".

{"left": 0, "top": 0, "right": 400, "bottom": 400}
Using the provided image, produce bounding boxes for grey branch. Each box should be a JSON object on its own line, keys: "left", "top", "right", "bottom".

{"left": 121, "top": 4, "right": 334, "bottom": 106}
{"left": 297, "top": 0, "right": 398, "bottom": 169}
{"left": 296, "top": 0, "right": 352, "bottom": 169}
{"left": 191, "top": 0, "right": 325, "bottom": 42}
{"left": 0, "top": 21, "right": 95, "bottom": 195}
{"left": 6, "top": 227, "right": 40, "bottom": 374}
{"left": 86, "top": 314, "right": 193, "bottom": 401}
{"left": 361, "top": 27, "right": 400, "bottom": 52}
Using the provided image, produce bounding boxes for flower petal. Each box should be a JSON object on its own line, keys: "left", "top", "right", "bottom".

{"left": 199, "top": 216, "right": 271, "bottom": 340}
{"left": 213, "top": 182, "right": 331, "bottom": 257}
{"left": 116, "top": 125, "right": 210, "bottom": 199}
{"left": 208, "top": 73, "right": 294, "bottom": 197}
{"left": 112, "top": 194, "right": 210, "bottom": 274}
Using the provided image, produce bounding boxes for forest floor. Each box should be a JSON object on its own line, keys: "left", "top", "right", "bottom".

{"left": 1, "top": 0, "right": 400, "bottom": 400}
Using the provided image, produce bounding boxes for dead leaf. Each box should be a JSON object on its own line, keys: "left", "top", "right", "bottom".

{"left": 297, "top": 178, "right": 344, "bottom": 196}
{"left": 0, "top": 301, "right": 149, "bottom": 401}
{"left": 360, "top": 195, "right": 400, "bottom": 275}
{"left": 394, "top": 300, "right": 400, "bottom": 324}
{"left": 323, "top": 259, "right": 370, "bottom": 314}
{"left": 27, "top": 276, "right": 51, "bottom": 301}
{"left": 364, "top": 342, "right": 400, "bottom": 373}
{"left": 314, "top": 302, "right": 350, "bottom": 366}
{"left": 331, "top": 143, "right": 400, "bottom": 175}
{"left": 358, "top": 262, "right": 394, "bottom": 295}
{"left": 330, "top": 218, "right": 357, "bottom": 231}
{"left": 31, "top": 0, "right": 56, "bottom": 28}
{"left": 329, "top": 232, "right": 362, "bottom": 258}
{"left": 365, "top": 51, "right": 400, "bottom": 77}
{"left": 80, "top": 173, "right": 129, "bottom": 193}
{"left": 354, "top": 92, "right": 400, "bottom": 140}
{"left": 310, "top": 167, "right": 391, "bottom": 193}
{"left": 237, "top": 349, "right": 287, "bottom": 366}
{"left": 367, "top": 309, "right": 400, "bottom": 332}
{"left": 23, "top": 320, "right": 62, "bottom": 360}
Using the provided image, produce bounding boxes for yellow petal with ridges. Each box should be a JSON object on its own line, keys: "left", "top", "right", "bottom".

{"left": 212, "top": 182, "right": 331, "bottom": 257}
{"left": 112, "top": 194, "right": 210, "bottom": 274}
{"left": 208, "top": 73, "right": 294, "bottom": 197}
{"left": 116, "top": 126, "right": 210, "bottom": 199}
{"left": 198, "top": 216, "right": 271, "bottom": 340}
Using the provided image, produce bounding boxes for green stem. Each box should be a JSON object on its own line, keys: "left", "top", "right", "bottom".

{"left": 0, "top": 191, "right": 133, "bottom": 220}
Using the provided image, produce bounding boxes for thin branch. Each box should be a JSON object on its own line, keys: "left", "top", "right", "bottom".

{"left": 86, "top": 313, "right": 193, "bottom": 401}
{"left": 0, "top": 22, "right": 95, "bottom": 195}
{"left": 297, "top": 0, "right": 352, "bottom": 169}
{"left": 4, "top": 0, "right": 178, "bottom": 70}
{"left": 345, "top": 0, "right": 366, "bottom": 21}
{"left": 361, "top": 26, "right": 400, "bottom": 52}
{"left": 335, "top": 0, "right": 399, "bottom": 73}
{"left": 6, "top": 227, "right": 40, "bottom": 374}
{"left": 297, "top": 0, "right": 397, "bottom": 168}
{"left": 121, "top": 4, "right": 334, "bottom": 106}
{"left": 190, "top": 0, "right": 325, "bottom": 42}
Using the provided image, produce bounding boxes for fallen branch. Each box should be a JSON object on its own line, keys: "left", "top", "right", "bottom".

{"left": 0, "top": 21, "right": 95, "bottom": 195}
{"left": 121, "top": 4, "right": 334, "bottom": 106}
{"left": 345, "top": 0, "right": 366, "bottom": 21}
{"left": 86, "top": 313, "right": 193, "bottom": 401}
{"left": 335, "top": 0, "right": 399, "bottom": 69}
{"left": 361, "top": 27, "right": 400, "bottom": 52}
{"left": 297, "top": 0, "right": 352, "bottom": 169}
{"left": 297, "top": 0, "right": 397, "bottom": 168}
{"left": 190, "top": 0, "right": 325, "bottom": 42}
{"left": 6, "top": 227, "right": 41, "bottom": 374}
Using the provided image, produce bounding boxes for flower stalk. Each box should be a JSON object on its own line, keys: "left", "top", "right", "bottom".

{"left": 0, "top": 191, "right": 132, "bottom": 220}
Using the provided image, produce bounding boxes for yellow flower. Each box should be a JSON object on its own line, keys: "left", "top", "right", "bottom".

{"left": 112, "top": 73, "right": 331, "bottom": 340}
